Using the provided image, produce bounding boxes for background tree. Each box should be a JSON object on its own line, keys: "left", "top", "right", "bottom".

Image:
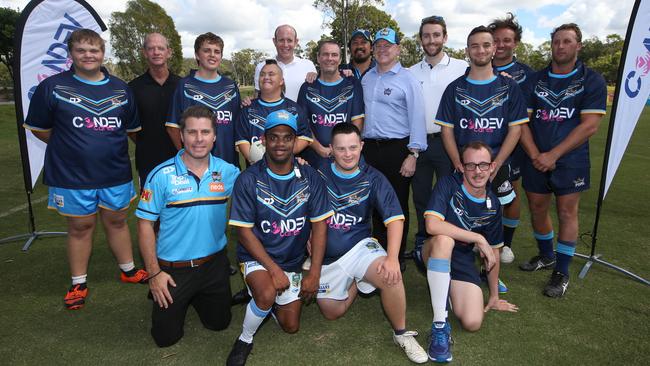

{"left": 446, "top": 47, "right": 466, "bottom": 61}
{"left": 230, "top": 48, "right": 268, "bottom": 86}
{"left": 0, "top": 7, "right": 20, "bottom": 93}
{"left": 109, "top": 0, "right": 182, "bottom": 80}
{"left": 399, "top": 34, "right": 422, "bottom": 67}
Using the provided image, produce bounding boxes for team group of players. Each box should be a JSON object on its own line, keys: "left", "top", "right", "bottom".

{"left": 23, "top": 11, "right": 606, "bottom": 365}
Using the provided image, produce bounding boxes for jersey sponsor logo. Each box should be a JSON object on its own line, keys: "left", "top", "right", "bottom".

{"left": 535, "top": 107, "right": 576, "bottom": 122}
{"left": 383, "top": 88, "right": 392, "bottom": 96}
{"left": 72, "top": 116, "right": 122, "bottom": 131}
{"left": 53, "top": 194, "right": 64, "bottom": 207}
{"left": 295, "top": 192, "right": 310, "bottom": 204}
{"left": 212, "top": 171, "right": 222, "bottom": 181}
{"left": 497, "top": 180, "right": 512, "bottom": 194}
{"left": 318, "top": 283, "right": 331, "bottom": 294}
{"left": 171, "top": 187, "right": 193, "bottom": 195}
{"left": 624, "top": 36, "right": 650, "bottom": 98}
{"left": 215, "top": 110, "right": 232, "bottom": 125}
{"left": 171, "top": 175, "right": 190, "bottom": 186}
{"left": 209, "top": 182, "right": 225, "bottom": 192}
{"left": 260, "top": 217, "right": 306, "bottom": 237}
{"left": 193, "top": 94, "right": 203, "bottom": 101}
{"left": 327, "top": 212, "right": 362, "bottom": 231}
{"left": 140, "top": 189, "right": 152, "bottom": 202}
{"left": 459, "top": 117, "right": 504, "bottom": 132}
{"left": 162, "top": 166, "right": 174, "bottom": 174}
{"left": 311, "top": 113, "right": 347, "bottom": 126}
{"left": 69, "top": 97, "right": 81, "bottom": 103}
{"left": 290, "top": 273, "right": 302, "bottom": 293}
{"left": 573, "top": 177, "right": 586, "bottom": 188}
{"left": 365, "top": 240, "right": 382, "bottom": 252}
{"left": 262, "top": 197, "right": 274, "bottom": 205}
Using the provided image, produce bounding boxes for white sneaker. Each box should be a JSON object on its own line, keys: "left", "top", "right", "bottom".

{"left": 393, "top": 331, "right": 428, "bottom": 364}
{"left": 302, "top": 257, "right": 312, "bottom": 271}
{"left": 501, "top": 246, "right": 515, "bottom": 264}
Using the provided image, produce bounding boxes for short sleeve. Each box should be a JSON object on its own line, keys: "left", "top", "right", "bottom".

{"left": 125, "top": 86, "right": 141, "bottom": 132}
{"left": 24, "top": 80, "right": 54, "bottom": 131}
{"left": 434, "top": 82, "right": 456, "bottom": 128}
{"left": 307, "top": 169, "right": 334, "bottom": 222}
{"left": 424, "top": 176, "right": 454, "bottom": 221}
{"left": 580, "top": 72, "right": 607, "bottom": 115}
{"left": 295, "top": 104, "right": 313, "bottom": 142}
{"left": 235, "top": 107, "right": 251, "bottom": 145}
{"left": 228, "top": 173, "right": 256, "bottom": 227}
{"left": 507, "top": 81, "right": 529, "bottom": 126}
{"left": 135, "top": 170, "right": 167, "bottom": 221}
{"left": 166, "top": 81, "right": 185, "bottom": 128}
{"left": 350, "top": 78, "right": 365, "bottom": 120}
{"left": 372, "top": 171, "right": 404, "bottom": 225}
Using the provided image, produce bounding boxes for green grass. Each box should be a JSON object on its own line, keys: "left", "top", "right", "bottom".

{"left": 0, "top": 103, "right": 648, "bottom": 365}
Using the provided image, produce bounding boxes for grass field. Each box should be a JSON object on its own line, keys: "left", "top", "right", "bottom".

{"left": 0, "top": 103, "right": 648, "bottom": 365}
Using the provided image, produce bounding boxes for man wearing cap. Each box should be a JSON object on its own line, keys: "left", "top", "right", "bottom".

{"left": 341, "top": 29, "right": 376, "bottom": 80}
{"left": 253, "top": 24, "right": 317, "bottom": 102}
{"left": 362, "top": 27, "right": 427, "bottom": 270}
{"left": 136, "top": 105, "right": 240, "bottom": 347}
{"left": 227, "top": 110, "right": 332, "bottom": 365}
{"left": 409, "top": 16, "right": 468, "bottom": 255}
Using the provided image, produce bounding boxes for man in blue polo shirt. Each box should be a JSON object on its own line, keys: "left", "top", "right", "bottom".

{"left": 362, "top": 27, "right": 427, "bottom": 270}
{"left": 297, "top": 40, "right": 364, "bottom": 166}
{"left": 24, "top": 29, "right": 147, "bottom": 310}
{"left": 167, "top": 32, "right": 241, "bottom": 166}
{"left": 519, "top": 23, "right": 606, "bottom": 298}
{"left": 227, "top": 110, "right": 332, "bottom": 366}
{"left": 316, "top": 123, "right": 427, "bottom": 364}
{"left": 136, "top": 105, "right": 239, "bottom": 347}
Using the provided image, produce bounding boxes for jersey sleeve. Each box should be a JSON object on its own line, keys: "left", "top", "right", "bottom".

{"left": 135, "top": 170, "right": 167, "bottom": 221}
{"left": 350, "top": 78, "right": 365, "bottom": 121}
{"left": 228, "top": 173, "right": 256, "bottom": 227}
{"left": 424, "top": 176, "right": 454, "bottom": 221}
{"left": 521, "top": 72, "right": 536, "bottom": 115}
{"left": 24, "top": 80, "right": 54, "bottom": 131}
{"left": 223, "top": 162, "right": 241, "bottom": 196}
{"left": 307, "top": 169, "right": 334, "bottom": 222}
{"left": 231, "top": 82, "right": 242, "bottom": 125}
{"left": 295, "top": 104, "right": 313, "bottom": 142}
{"left": 581, "top": 71, "right": 607, "bottom": 115}
{"left": 434, "top": 82, "right": 456, "bottom": 128}
{"left": 297, "top": 82, "right": 308, "bottom": 110}
{"left": 235, "top": 107, "right": 251, "bottom": 146}
{"left": 166, "top": 81, "right": 185, "bottom": 128}
{"left": 508, "top": 80, "right": 529, "bottom": 126}
{"left": 482, "top": 199, "right": 504, "bottom": 248}
{"left": 372, "top": 171, "right": 404, "bottom": 225}
{"left": 125, "top": 85, "right": 141, "bottom": 133}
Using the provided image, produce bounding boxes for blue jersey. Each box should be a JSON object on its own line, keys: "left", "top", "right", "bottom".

{"left": 424, "top": 173, "right": 503, "bottom": 247}
{"left": 24, "top": 69, "right": 140, "bottom": 189}
{"left": 522, "top": 61, "right": 607, "bottom": 166}
{"left": 435, "top": 72, "right": 528, "bottom": 156}
{"left": 167, "top": 74, "right": 241, "bottom": 166}
{"left": 135, "top": 150, "right": 239, "bottom": 261}
{"left": 235, "top": 98, "right": 313, "bottom": 150}
{"left": 495, "top": 57, "right": 535, "bottom": 85}
{"left": 317, "top": 160, "right": 403, "bottom": 263}
{"left": 229, "top": 158, "right": 333, "bottom": 272}
{"left": 297, "top": 77, "right": 364, "bottom": 147}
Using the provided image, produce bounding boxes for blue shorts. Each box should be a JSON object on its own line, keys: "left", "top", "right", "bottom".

{"left": 491, "top": 164, "right": 516, "bottom": 206}
{"left": 48, "top": 181, "right": 136, "bottom": 217}
{"left": 413, "top": 240, "right": 481, "bottom": 286}
{"left": 508, "top": 145, "right": 525, "bottom": 181}
{"left": 522, "top": 158, "right": 590, "bottom": 196}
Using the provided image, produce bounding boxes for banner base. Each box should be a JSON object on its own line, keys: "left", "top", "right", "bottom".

{"left": 0, "top": 231, "right": 67, "bottom": 251}
{"left": 574, "top": 252, "right": 650, "bottom": 286}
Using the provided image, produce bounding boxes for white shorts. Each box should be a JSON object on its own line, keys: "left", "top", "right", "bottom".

{"left": 317, "top": 238, "right": 387, "bottom": 300}
{"left": 240, "top": 261, "right": 302, "bottom": 306}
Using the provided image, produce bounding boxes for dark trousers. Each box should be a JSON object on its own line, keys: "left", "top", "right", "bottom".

{"left": 362, "top": 137, "right": 411, "bottom": 261}
{"left": 150, "top": 250, "right": 232, "bottom": 347}
{"left": 411, "top": 133, "right": 453, "bottom": 245}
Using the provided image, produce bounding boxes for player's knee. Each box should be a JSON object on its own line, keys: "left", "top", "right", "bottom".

{"left": 151, "top": 328, "right": 183, "bottom": 348}
{"left": 280, "top": 320, "right": 300, "bottom": 334}
{"left": 557, "top": 205, "right": 577, "bottom": 223}
{"left": 430, "top": 235, "right": 454, "bottom": 256}
{"left": 202, "top": 311, "right": 232, "bottom": 331}
{"left": 320, "top": 307, "right": 345, "bottom": 321}
{"left": 253, "top": 288, "right": 276, "bottom": 309}
{"left": 460, "top": 317, "right": 483, "bottom": 332}
{"left": 103, "top": 215, "right": 128, "bottom": 229}
{"left": 68, "top": 221, "right": 95, "bottom": 237}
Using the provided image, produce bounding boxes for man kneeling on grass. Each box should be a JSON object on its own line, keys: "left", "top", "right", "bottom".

{"left": 315, "top": 123, "right": 428, "bottom": 363}
{"left": 413, "top": 141, "right": 518, "bottom": 363}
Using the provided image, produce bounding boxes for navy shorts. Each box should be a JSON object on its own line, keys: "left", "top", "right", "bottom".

{"left": 413, "top": 240, "right": 481, "bottom": 286}
{"left": 522, "top": 158, "right": 590, "bottom": 195}
{"left": 508, "top": 146, "right": 525, "bottom": 181}
{"left": 491, "top": 164, "right": 515, "bottom": 205}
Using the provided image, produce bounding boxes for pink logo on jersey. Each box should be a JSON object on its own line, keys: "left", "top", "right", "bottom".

{"left": 261, "top": 218, "right": 306, "bottom": 237}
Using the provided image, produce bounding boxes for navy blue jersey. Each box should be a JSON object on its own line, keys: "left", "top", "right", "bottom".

{"left": 297, "top": 77, "right": 364, "bottom": 147}
{"left": 317, "top": 160, "right": 403, "bottom": 263}
{"left": 235, "top": 98, "right": 313, "bottom": 149}
{"left": 24, "top": 69, "right": 140, "bottom": 189}
{"left": 522, "top": 61, "right": 607, "bottom": 166}
{"left": 495, "top": 57, "right": 535, "bottom": 85}
{"left": 424, "top": 173, "right": 503, "bottom": 247}
{"left": 167, "top": 74, "right": 241, "bottom": 166}
{"left": 229, "top": 158, "right": 333, "bottom": 272}
{"left": 435, "top": 73, "right": 528, "bottom": 156}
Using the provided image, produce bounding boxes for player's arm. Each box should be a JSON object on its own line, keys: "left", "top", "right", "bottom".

{"left": 301, "top": 219, "right": 327, "bottom": 301}
{"left": 138, "top": 219, "right": 176, "bottom": 309}
{"left": 166, "top": 126, "right": 182, "bottom": 150}
{"left": 519, "top": 113, "right": 541, "bottom": 159}
{"left": 492, "top": 124, "right": 521, "bottom": 176}
{"left": 237, "top": 142, "right": 252, "bottom": 163}
{"left": 128, "top": 132, "right": 137, "bottom": 143}
{"left": 311, "top": 138, "right": 330, "bottom": 158}
{"left": 351, "top": 117, "right": 364, "bottom": 133}
{"left": 293, "top": 139, "right": 310, "bottom": 154}
{"left": 31, "top": 130, "right": 51, "bottom": 143}
{"left": 440, "top": 126, "right": 463, "bottom": 172}
{"left": 237, "top": 226, "right": 289, "bottom": 292}
{"left": 426, "top": 216, "right": 495, "bottom": 271}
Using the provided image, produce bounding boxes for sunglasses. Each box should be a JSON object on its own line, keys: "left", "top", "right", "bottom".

{"left": 421, "top": 15, "right": 445, "bottom": 24}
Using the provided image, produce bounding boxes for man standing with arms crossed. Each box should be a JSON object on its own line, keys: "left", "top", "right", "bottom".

{"left": 519, "top": 23, "right": 606, "bottom": 298}
{"left": 130, "top": 32, "right": 180, "bottom": 189}
{"left": 24, "top": 29, "right": 147, "bottom": 310}
{"left": 488, "top": 13, "right": 536, "bottom": 264}
{"left": 227, "top": 110, "right": 332, "bottom": 365}
{"left": 409, "top": 15, "right": 468, "bottom": 256}
{"left": 362, "top": 28, "right": 427, "bottom": 270}
{"left": 136, "top": 106, "right": 239, "bottom": 347}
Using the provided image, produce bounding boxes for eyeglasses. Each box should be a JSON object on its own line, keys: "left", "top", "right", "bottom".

{"left": 463, "top": 162, "right": 491, "bottom": 171}
{"left": 421, "top": 15, "right": 445, "bottom": 24}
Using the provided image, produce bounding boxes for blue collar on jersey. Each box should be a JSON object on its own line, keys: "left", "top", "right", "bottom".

{"left": 194, "top": 74, "right": 222, "bottom": 83}
{"left": 258, "top": 97, "right": 285, "bottom": 107}
{"left": 330, "top": 162, "right": 361, "bottom": 179}
{"left": 318, "top": 78, "right": 344, "bottom": 86}
{"left": 546, "top": 60, "right": 584, "bottom": 79}
{"left": 465, "top": 75, "right": 497, "bottom": 85}
{"left": 69, "top": 65, "right": 111, "bottom": 85}
{"left": 461, "top": 184, "right": 487, "bottom": 203}
{"left": 174, "top": 149, "right": 217, "bottom": 178}
{"left": 495, "top": 57, "right": 518, "bottom": 72}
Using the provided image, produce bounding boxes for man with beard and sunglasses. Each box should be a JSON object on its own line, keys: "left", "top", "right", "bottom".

{"left": 409, "top": 15, "right": 468, "bottom": 261}
{"left": 340, "top": 29, "right": 376, "bottom": 80}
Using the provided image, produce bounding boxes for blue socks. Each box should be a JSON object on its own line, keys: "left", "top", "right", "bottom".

{"left": 555, "top": 240, "right": 576, "bottom": 275}
{"left": 534, "top": 231, "right": 556, "bottom": 259}
{"left": 502, "top": 217, "right": 519, "bottom": 247}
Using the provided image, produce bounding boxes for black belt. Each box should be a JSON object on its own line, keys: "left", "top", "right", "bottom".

{"left": 158, "top": 252, "right": 219, "bottom": 268}
{"left": 364, "top": 137, "right": 409, "bottom": 144}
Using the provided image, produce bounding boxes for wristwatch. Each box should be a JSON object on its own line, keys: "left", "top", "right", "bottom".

{"left": 409, "top": 150, "right": 419, "bottom": 159}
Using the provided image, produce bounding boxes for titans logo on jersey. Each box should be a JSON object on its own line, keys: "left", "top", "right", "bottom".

{"left": 495, "top": 58, "right": 535, "bottom": 85}
{"left": 297, "top": 78, "right": 364, "bottom": 147}
{"left": 317, "top": 160, "right": 403, "bottom": 263}
{"left": 523, "top": 61, "right": 606, "bottom": 166}
{"left": 235, "top": 98, "right": 313, "bottom": 148}
{"left": 425, "top": 173, "right": 503, "bottom": 247}
{"left": 229, "top": 158, "right": 332, "bottom": 272}
{"left": 167, "top": 74, "right": 241, "bottom": 166}
{"left": 24, "top": 69, "right": 140, "bottom": 189}
{"left": 435, "top": 73, "right": 528, "bottom": 156}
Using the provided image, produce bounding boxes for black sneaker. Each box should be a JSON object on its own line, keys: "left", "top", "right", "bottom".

{"left": 543, "top": 271, "right": 569, "bottom": 298}
{"left": 231, "top": 288, "right": 252, "bottom": 306}
{"left": 226, "top": 339, "right": 253, "bottom": 366}
{"left": 519, "top": 255, "right": 556, "bottom": 271}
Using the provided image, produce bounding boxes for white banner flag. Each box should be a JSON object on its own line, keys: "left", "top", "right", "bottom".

{"left": 605, "top": 0, "right": 650, "bottom": 197}
{"left": 15, "top": 0, "right": 105, "bottom": 189}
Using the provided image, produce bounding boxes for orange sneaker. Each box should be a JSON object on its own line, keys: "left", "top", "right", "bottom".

{"left": 120, "top": 268, "right": 148, "bottom": 284}
{"left": 64, "top": 284, "right": 88, "bottom": 310}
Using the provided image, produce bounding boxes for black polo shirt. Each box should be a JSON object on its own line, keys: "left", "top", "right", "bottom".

{"left": 129, "top": 70, "right": 180, "bottom": 184}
